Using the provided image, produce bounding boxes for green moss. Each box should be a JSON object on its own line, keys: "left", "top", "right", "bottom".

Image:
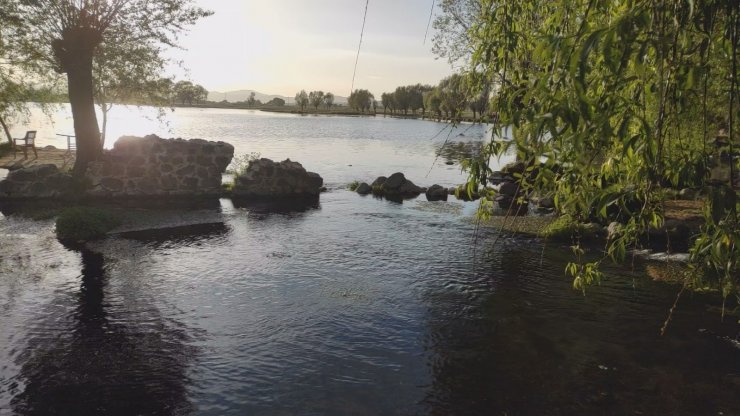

{"left": 55, "top": 207, "right": 121, "bottom": 241}
{"left": 469, "top": 215, "right": 556, "bottom": 237}
{"left": 540, "top": 215, "right": 603, "bottom": 241}
{"left": 348, "top": 180, "right": 361, "bottom": 191}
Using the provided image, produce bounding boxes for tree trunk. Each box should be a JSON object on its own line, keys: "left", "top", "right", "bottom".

{"left": 100, "top": 103, "right": 111, "bottom": 148}
{"left": 0, "top": 116, "right": 12, "bottom": 145}
{"left": 53, "top": 27, "right": 103, "bottom": 178}
{"left": 68, "top": 59, "right": 102, "bottom": 177}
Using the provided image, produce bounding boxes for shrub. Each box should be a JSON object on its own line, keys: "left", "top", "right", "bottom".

{"left": 55, "top": 207, "right": 121, "bottom": 241}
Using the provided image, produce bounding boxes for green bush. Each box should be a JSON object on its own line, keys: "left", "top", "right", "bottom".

{"left": 348, "top": 180, "right": 361, "bottom": 191}
{"left": 55, "top": 207, "right": 121, "bottom": 241}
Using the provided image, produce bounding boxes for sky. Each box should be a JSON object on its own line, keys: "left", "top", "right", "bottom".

{"left": 170, "top": 0, "right": 456, "bottom": 97}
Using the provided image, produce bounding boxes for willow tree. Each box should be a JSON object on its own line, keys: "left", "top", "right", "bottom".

{"left": 7, "top": 0, "right": 210, "bottom": 176}
{"left": 452, "top": 1, "right": 738, "bottom": 305}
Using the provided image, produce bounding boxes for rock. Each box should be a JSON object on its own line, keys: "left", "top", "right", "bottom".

{"left": 489, "top": 171, "right": 505, "bottom": 185}
{"left": 647, "top": 219, "right": 692, "bottom": 252}
{"left": 537, "top": 195, "right": 556, "bottom": 209}
{"left": 499, "top": 181, "right": 519, "bottom": 197}
{"left": 425, "top": 184, "right": 448, "bottom": 201}
{"left": 397, "top": 180, "right": 423, "bottom": 195}
{"left": 501, "top": 161, "right": 526, "bottom": 175}
{"left": 0, "top": 164, "right": 72, "bottom": 199}
{"left": 380, "top": 172, "right": 423, "bottom": 196}
{"left": 356, "top": 182, "right": 372, "bottom": 194}
{"left": 678, "top": 188, "right": 697, "bottom": 200}
{"left": 453, "top": 185, "right": 481, "bottom": 201}
{"left": 233, "top": 158, "right": 323, "bottom": 198}
{"left": 371, "top": 176, "right": 387, "bottom": 187}
{"left": 607, "top": 222, "right": 621, "bottom": 240}
{"left": 383, "top": 172, "right": 406, "bottom": 190}
{"left": 495, "top": 194, "right": 528, "bottom": 214}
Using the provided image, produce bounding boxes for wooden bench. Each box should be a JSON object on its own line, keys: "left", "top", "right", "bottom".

{"left": 14, "top": 130, "right": 37, "bottom": 159}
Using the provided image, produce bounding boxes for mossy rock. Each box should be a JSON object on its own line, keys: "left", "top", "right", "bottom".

{"left": 55, "top": 207, "right": 122, "bottom": 242}
{"left": 540, "top": 215, "right": 604, "bottom": 241}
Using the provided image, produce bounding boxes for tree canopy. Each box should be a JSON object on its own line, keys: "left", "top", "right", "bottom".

{"left": 348, "top": 89, "right": 374, "bottom": 113}
{"left": 4, "top": 0, "right": 211, "bottom": 175}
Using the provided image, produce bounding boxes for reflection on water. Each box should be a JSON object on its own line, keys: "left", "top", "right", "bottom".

{"left": 230, "top": 196, "right": 320, "bottom": 213}
{"left": 434, "top": 140, "right": 484, "bottom": 165}
{"left": 422, "top": 239, "right": 740, "bottom": 415}
{"left": 9, "top": 246, "right": 196, "bottom": 416}
{"left": 1, "top": 193, "right": 736, "bottom": 415}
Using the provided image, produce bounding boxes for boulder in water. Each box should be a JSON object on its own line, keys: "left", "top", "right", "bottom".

{"left": 233, "top": 158, "right": 323, "bottom": 198}
{"left": 425, "top": 184, "right": 448, "bottom": 201}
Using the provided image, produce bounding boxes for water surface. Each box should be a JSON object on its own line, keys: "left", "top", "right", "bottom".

{"left": 0, "top": 109, "right": 738, "bottom": 415}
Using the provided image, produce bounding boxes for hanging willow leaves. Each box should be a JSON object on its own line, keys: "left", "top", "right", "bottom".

{"left": 446, "top": 0, "right": 738, "bottom": 305}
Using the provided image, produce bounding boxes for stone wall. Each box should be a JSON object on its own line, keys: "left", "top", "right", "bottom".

{"left": 233, "top": 158, "right": 323, "bottom": 198}
{"left": 0, "top": 164, "right": 72, "bottom": 199}
{"left": 86, "top": 135, "right": 234, "bottom": 197}
{"left": 0, "top": 135, "right": 234, "bottom": 199}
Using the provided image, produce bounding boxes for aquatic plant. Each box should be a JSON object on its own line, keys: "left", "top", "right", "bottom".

{"left": 55, "top": 207, "right": 121, "bottom": 242}
{"left": 348, "top": 180, "right": 361, "bottom": 191}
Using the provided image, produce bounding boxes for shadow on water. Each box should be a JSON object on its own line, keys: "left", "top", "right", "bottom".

{"left": 10, "top": 243, "right": 197, "bottom": 416}
{"left": 231, "top": 196, "right": 320, "bottom": 214}
{"left": 420, "top": 239, "right": 740, "bottom": 416}
{"left": 116, "top": 222, "right": 229, "bottom": 245}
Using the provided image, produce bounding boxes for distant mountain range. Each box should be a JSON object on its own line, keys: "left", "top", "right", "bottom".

{"left": 207, "top": 89, "right": 348, "bottom": 105}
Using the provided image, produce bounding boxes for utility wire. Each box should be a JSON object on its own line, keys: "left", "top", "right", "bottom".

{"left": 423, "top": 0, "right": 435, "bottom": 44}
{"left": 350, "top": 0, "right": 370, "bottom": 96}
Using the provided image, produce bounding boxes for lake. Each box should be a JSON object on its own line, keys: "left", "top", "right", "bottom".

{"left": 0, "top": 107, "right": 738, "bottom": 415}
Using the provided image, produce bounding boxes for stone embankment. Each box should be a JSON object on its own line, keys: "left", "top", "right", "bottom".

{"left": 0, "top": 135, "right": 234, "bottom": 199}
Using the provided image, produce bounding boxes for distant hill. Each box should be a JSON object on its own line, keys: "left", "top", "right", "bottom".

{"left": 208, "top": 89, "right": 348, "bottom": 105}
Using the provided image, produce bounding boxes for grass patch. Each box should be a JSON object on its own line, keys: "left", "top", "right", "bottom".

{"left": 348, "top": 180, "right": 361, "bottom": 191}
{"left": 469, "top": 215, "right": 556, "bottom": 237}
{"left": 55, "top": 207, "right": 121, "bottom": 241}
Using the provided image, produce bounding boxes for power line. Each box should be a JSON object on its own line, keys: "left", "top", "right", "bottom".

{"left": 423, "top": 0, "right": 435, "bottom": 44}
{"left": 350, "top": 0, "right": 370, "bottom": 97}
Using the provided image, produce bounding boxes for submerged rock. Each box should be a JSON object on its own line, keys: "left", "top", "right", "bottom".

{"left": 356, "top": 182, "right": 371, "bottom": 195}
{"left": 425, "top": 184, "right": 448, "bottom": 201}
{"left": 233, "top": 158, "right": 323, "bottom": 198}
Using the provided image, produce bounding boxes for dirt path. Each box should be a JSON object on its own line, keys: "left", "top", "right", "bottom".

{"left": 0, "top": 147, "right": 75, "bottom": 171}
